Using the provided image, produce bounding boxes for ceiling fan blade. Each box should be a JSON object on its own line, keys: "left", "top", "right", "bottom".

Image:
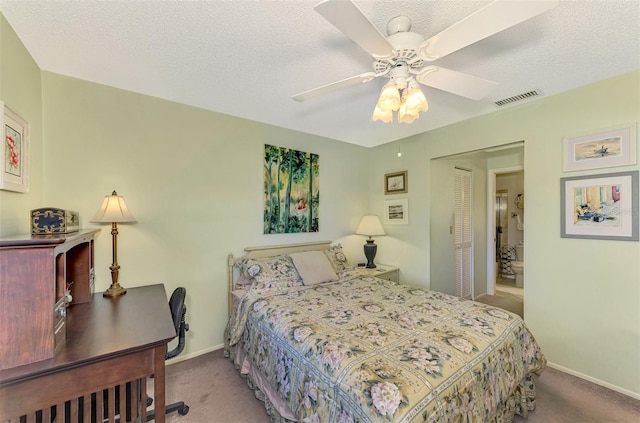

{"left": 292, "top": 72, "right": 377, "bottom": 102}
{"left": 418, "top": 0, "right": 559, "bottom": 61}
{"left": 416, "top": 66, "right": 498, "bottom": 100}
{"left": 315, "top": 0, "right": 395, "bottom": 59}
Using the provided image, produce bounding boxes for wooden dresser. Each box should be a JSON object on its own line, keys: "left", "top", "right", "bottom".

{"left": 0, "top": 230, "right": 98, "bottom": 370}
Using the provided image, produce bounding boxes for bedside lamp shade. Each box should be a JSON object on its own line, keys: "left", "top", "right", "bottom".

{"left": 90, "top": 192, "right": 137, "bottom": 223}
{"left": 90, "top": 191, "right": 136, "bottom": 298}
{"left": 355, "top": 215, "right": 385, "bottom": 269}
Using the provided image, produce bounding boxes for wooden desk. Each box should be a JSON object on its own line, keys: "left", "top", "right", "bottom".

{"left": 0, "top": 284, "right": 176, "bottom": 423}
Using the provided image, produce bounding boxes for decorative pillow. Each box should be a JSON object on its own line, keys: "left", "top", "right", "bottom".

{"left": 235, "top": 273, "right": 254, "bottom": 290}
{"left": 237, "top": 254, "right": 303, "bottom": 294}
{"left": 237, "top": 254, "right": 301, "bottom": 281}
{"left": 322, "top": 244, "right": 355, "bottom": 275}
{"left": 290, "top": 251, "right": 339, "bottom": 286}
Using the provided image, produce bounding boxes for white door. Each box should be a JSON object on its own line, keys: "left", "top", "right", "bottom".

{"left": 454, "top": 167, "right": 473, "bottom": 298}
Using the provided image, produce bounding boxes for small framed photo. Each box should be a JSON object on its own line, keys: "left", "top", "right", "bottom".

{"left": 1, "top": 102, "right": 30, "bottom": 193}
{"left": 385, "top": 171, "right": 408, "bottom": 194}
{"left": 384, "top": 198, "right": 408, "bottom": 225}
{"left": 560, "top": 171, "right": 638, "bottom": 241}
{"left": 562, "top": 124, "right": 636, "bottom": 172}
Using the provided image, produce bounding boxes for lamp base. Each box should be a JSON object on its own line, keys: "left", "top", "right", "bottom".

{"left": 103, "top": 283, "right": 127, "bottom": 298}
{"left": 364, "top": 239, "right": 377, "bottom": 269}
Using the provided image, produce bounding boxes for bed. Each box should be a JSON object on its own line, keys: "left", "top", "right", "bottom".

{"left": 224, "top": 241, "right": 546, "bottom": 422}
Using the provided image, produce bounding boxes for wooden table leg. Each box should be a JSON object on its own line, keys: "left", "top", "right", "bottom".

{"left": 153, "top": 345, "right": 167, "bottom": 423}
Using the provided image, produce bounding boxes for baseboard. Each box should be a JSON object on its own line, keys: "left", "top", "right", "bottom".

{"left": 166, "top": 344, "right": 224, "bottom": 366}
{"left": 547, "top": 361, "right": 640, "bottom": 400}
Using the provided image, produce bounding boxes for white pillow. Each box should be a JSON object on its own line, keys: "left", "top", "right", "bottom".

{"left": 289, "top": 251, "right": 339, "bottom": 286}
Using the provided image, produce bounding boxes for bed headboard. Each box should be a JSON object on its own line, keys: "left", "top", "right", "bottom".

{"left": 227, "top": 240, "right": 332, "bottom": 315}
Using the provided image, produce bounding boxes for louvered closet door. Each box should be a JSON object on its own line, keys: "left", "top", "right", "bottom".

{"left": 454, "top": 167, "right": 473, "bottom": 298}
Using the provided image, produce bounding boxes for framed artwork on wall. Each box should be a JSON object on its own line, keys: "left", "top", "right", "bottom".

{"left": 263, "top": 144, "right": 319, "bottom": 234}
{"left": 385, "top": 171, "right": 408, "bottom": 194}
{"left": 0, "top": 102, "right": 30, "bottom": 193}
{"left": 562, "top": 124, "right": 637, "bottom": 172}
{"left": 384, "top": 198, "right": 408, "bottom": 225}
{"left": 560, "top": 171, "right": 638, "bottom": 241}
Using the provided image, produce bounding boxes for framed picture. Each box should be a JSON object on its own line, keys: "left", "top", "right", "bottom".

{"left": 385, "top": 171, "right": 408, "bottom": 194}
{"left": 562, "top": 124, "right": 637, "bottom": 172}
{"left": 1, "top": 102, "right": 30, "bottom": 193}
{"left": 560, "top": 171, "right": 638, "bottom": 241}
{"left": 384, "top": 198, "right": 408, "bottom": 225}
{"left": 263, "top": 144, "right": 319, "bottom": 234}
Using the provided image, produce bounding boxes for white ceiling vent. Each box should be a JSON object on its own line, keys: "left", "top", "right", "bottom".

{"left": 494, "top": 89, "right": 543, "bottom": 107}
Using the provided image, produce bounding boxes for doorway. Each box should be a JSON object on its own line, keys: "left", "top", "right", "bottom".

{"left": 486, "top": 167, "right": 524, "bottom": 298}
{"left": 430, "top": 142, "right": 524, "bottom": 299}
{"left": 495, "top": 189, "right": 509, "bottom": 269}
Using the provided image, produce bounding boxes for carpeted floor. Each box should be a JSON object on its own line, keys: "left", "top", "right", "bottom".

{"left": 160, "top": 349, "right": 640, "bottom": 423}
{"left": 474, "top": 289, "right": 524, "bottom": 318}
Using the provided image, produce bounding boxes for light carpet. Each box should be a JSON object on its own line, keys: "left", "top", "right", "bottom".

{"left": 160, "top": 349, "right": 640, "bottom": 423}
{"left": 474, "top": 290, "right": 524, "bottom": 318}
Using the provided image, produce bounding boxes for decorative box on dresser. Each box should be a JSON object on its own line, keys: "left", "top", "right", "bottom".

{"left": 355, "top": 264, "right": 399, "bottom": 282}
{"left": 0, "top": 229, "right": 98, "bottom": 370}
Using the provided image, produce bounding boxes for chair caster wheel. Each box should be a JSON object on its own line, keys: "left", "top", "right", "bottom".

{"left": 178, "top": 405, "right": 189, "bottom": 416}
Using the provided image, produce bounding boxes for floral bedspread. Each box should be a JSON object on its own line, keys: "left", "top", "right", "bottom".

{"left": 225, "top": 274, "right": 546, "bottom": 422}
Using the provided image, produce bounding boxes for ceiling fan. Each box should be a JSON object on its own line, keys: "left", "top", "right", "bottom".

{"left": 292, "top": 0, "right": 559, "bottom": 121}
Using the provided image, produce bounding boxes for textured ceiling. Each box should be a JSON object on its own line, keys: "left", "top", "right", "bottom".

{"left": 0, "top": 0, "right": 638, "bottom": 148}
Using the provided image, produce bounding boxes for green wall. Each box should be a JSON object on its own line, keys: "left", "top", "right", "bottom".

{"left": 0, "top": 14, "right": 43, "bottom": 235}
{"left": 40, "top": 72, "right": 370, "bottom": 358}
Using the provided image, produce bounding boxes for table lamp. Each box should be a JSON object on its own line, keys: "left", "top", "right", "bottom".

{"left": 90, "top": 190, "right": 137, "bottom": 297}
{"left": 355, "top": 215, "right": 385, "bottom": 268}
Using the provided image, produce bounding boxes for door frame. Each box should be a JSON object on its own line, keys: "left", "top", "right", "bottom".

{"left": 486, "top": 165, "right": 523, "bottom": 295}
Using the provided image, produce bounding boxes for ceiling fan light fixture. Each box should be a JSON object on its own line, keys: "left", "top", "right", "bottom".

{"left": 295, "top": 0, "right": 560, "bottom": 124}
{"left": 398, "top": 107, "right": 419, "bottom": 124}
{"left": 404, "top": 79, "right": 429, "bottom": 113}
{"left": 373, "top": 77, "right": 428, "bottom": 124}
{"left": 372, "top": 104, "right": 393, "bottom": 123}
{"left": 398, "top": 92, "right": 420, "bottom": 124}
{"left": 377, "top": 81, "right": 401, "bottom": 112}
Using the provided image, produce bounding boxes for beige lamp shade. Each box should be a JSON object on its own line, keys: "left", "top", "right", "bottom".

{"left": 355, "top": 215, "right": 385, "bottom": 237}
{"left": 90, "top": 191, "right": 137, "bottom": 223}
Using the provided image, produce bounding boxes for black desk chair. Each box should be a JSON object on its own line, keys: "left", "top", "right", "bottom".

{"left": 147, "top": 286, "right": 190, "bottom": 420}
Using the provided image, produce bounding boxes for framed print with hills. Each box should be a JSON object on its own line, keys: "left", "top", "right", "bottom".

{"left": 563, "top": 124, "right": 636, "bottom": 172}
{"left": 385, "top": 171, "right": 407, "bottom": 194}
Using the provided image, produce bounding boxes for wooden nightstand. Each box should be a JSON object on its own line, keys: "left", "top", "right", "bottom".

{"left": 355, "top": 264, "right": 399, "bottom": 283}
